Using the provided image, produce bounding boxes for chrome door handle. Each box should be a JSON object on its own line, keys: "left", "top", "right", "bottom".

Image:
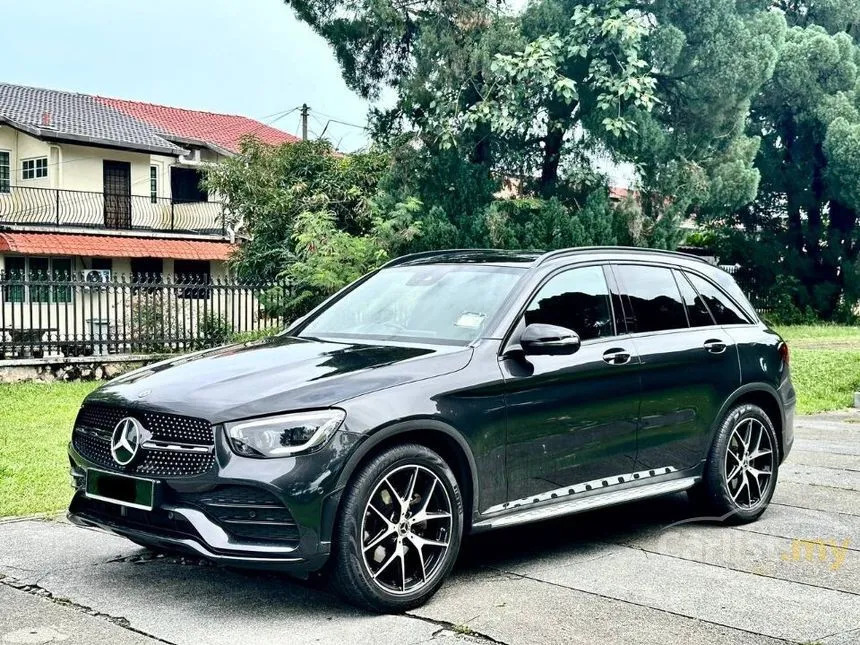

{"left": 603, "top": 349, "right": 631, "bottom": 365}
{"left": 703, "top": 339, "right": 727, "bottom": 354}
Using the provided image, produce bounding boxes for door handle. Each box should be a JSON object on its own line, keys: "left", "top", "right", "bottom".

{"left": 703, "top": 339, "right": 727, "bottom": 354}
{"left": 603, "top": 348, "right": 632, "bottom": 365}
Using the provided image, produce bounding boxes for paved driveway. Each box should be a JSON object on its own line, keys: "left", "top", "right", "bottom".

{"left": 1, "top": 412, "right": 858, "bottom": 645}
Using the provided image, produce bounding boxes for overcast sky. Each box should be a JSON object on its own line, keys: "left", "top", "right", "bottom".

{"left": 0, "top": 0, "right": 375, "bottom": 150}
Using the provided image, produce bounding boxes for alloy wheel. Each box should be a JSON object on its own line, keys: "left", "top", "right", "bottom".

{"left": 724, "top": 418, "right": 775, "bottom": 510}
{"left": 360, "top": 464, "right": 453, "bottom": 595}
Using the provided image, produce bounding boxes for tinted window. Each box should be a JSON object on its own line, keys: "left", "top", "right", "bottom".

{"left": 301, "top": 264, "right": 526, "bottom": 345}
{"left": 616, "top": 265, "right": 688, "bottom": 333}
{"left": 713, "top": 271, "right": 758, "bottom": 321}
{"left": 524, "top": 266, "right": 614, "bottom": 341}
{"left": 687, "top": 273, "right": 750, "bottom": 325}
{"left": 675, "top": 270, "right": 715, "bottom": 327}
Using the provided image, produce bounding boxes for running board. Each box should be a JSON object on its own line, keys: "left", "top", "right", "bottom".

{"left": 471, "top": 476, "right": 698, "bottom": 532}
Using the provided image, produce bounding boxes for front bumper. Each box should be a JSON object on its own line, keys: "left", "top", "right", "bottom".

{"left": 67, "top": 499, "right": 326, "bottom": 572}
{"left": 67, "top": 427, "right": 362, "bottom": 576}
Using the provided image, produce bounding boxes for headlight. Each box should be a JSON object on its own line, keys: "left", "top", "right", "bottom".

{"left": 225, "top": 409, "right": 345, "bottom": 458}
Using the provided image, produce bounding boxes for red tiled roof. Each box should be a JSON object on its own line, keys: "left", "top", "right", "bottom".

{"left": 0, "top": 232, "right": 235, "bottom": 261}
{"left": 96, "top": 97, "right": 300, "bottom": 154}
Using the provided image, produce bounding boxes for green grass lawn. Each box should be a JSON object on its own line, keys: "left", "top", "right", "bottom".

{"left": 774, "top": 324, "right": 860, "bottom": 345}
{"left": 0, "top": 381, "right": 98, "bottom": 518}
{"left": 0, "top": 324, "right": 857, "bottom": 518}
{"left": 773, "top": 325, "right": 860, "bottom": 414}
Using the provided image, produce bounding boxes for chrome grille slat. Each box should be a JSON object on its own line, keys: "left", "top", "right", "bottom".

{"left": 72, "top": 403, "right": 214, "bottom": 477}
{"left": 204, "top": 502, "right": 281, "bottom": 509}
{"left": 142, "top": 441, "right": 213, "bottom": 454}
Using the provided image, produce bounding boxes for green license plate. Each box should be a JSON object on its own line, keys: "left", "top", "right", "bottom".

{"left": 85, "top": 469, "right": 156, "bottom": 510}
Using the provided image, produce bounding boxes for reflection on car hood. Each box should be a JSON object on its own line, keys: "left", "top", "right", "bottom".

{"left": 87, "top": 335, "right": 472, "bottom": 423}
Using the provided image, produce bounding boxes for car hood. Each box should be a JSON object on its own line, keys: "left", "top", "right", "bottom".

{"left": 87, "top": 335, "right": 472, "bottom": 424}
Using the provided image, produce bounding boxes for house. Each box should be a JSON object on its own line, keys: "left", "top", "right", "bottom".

{"left": 0, "top": 82, "right": 298, "bottom": 357}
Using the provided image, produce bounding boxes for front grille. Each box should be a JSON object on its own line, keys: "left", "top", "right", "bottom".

{"left": 175, "top": 485, "right": 300, "bottom": 545}
{"left": 72, "top": 403, "right": 215, "bottom": 478}
{"left": 76, "top": 404, "right": 213, "bottom": 445}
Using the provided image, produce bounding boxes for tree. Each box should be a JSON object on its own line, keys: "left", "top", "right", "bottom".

{"left": 285, "top": 0, "right": 786, "bottom": 253}
{"left": 204, "top": 138, "right": 420, "bottom": 316}
{"left": 204, "top": 138, "right": 393, "bottom": 280}
{"left": 716, "top": 4, "right": 860, "bottom": 319}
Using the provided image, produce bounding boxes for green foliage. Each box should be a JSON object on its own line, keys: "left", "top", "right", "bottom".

{"left": 129, "top": 294, "right": 174, "bottom": 353}
{"left": 459, "top": 0, "right": 657, "bottom": 143}
{"left": 203, "top": 138, "right": 393, "bottom": 280}
{"left": 262, "top": 0, "right": 859, "bottom": 321}
{"left": 195, "top": 314, "right": 231, "bottom": 349}
{"left": 479, "top": 191, "right": 617, "bottom": 249}
{"left": 229, "top": 326, "right": 281, "bottom": 344}
{"left": 714, "top": 8, "right": 860, "bottom": 320}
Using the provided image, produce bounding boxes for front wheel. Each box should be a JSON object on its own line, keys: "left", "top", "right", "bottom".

{"left": 692, "top": 403, "right": 779, "bottom": 523}
{"left": 329, "top": 443, "right": 464, "bottom": 612}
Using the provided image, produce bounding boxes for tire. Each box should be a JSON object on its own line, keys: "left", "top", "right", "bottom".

{"left": 329, "top": 443, "right": 464, "bottom": 612}
{"left": 691, "top": 403, "right": 779, "bottom": 524}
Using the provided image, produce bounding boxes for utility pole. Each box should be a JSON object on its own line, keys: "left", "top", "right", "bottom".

{"left": 300, "top": 104, "right": 309, "bottom": 141}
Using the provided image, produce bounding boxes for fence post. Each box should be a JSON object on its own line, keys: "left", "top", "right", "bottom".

{"left": 170, "top": 201, "right": 175, "bottom": 230}
{"left": 55, "top": 189, "right": 60, "bottom": 225}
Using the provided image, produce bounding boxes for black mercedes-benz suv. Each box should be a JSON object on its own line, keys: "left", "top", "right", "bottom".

{"left": 68, "top": 247, "right": 795, "bottom": 612}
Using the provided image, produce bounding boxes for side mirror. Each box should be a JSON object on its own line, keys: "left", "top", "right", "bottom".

{"left": 519, "top": 323, "right": 581, "bottom": 356}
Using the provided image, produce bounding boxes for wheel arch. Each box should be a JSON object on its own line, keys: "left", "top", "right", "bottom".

{"left": 323, "top": 419, "right": 480, "bottom": 542}
{"left": 712, "top": 383, "right": 785, "bottom": 461}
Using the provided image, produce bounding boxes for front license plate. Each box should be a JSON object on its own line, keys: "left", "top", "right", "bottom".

{"left": 85, "top": 469, "right": 156, "bottom": 510}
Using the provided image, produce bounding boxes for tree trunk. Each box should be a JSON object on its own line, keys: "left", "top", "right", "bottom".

{"left": 539, "top": 123, "right": 564, "bottom": 197}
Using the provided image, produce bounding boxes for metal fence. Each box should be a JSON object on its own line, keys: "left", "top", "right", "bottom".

{"left": 0, "top": 186, "right": 226, "bottom": 236}
{"left": 721, "top": 265, "right": 776, "bottom": 315}
{"left": 0, "top": 272, "right": 289, "bottom": 359}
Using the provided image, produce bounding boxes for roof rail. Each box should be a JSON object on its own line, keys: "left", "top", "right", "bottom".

{"left": 536, "top": 246, "right": 709, "bottom": 266}
{"left": 380, "top": 248, "right": 540, "bottom": 269}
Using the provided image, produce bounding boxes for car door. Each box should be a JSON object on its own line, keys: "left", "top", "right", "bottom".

{"left": 499, "top": 264, "right": 641, "bottom": 503}
{"left": 611, "top": 263, "right": 741, "bottom": 473}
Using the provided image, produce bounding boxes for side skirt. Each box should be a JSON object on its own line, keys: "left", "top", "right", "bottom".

{"left": 470, "top": 474, "right": 699, "bottom": 532}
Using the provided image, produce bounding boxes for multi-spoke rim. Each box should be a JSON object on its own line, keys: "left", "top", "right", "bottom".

{"left": 360, "top": 464, "right": 453, "bottom": 596}
{"left": 724, "top": 418, "right": 775, "bottom": 510}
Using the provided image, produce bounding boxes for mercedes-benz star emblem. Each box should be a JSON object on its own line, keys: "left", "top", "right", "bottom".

{"left": 111, "top": 417, "right": 143, "bottom": 466}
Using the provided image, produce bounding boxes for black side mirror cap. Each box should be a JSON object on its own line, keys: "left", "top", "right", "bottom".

{"left": 519, "top": 323, "right": 581, "bottom": 356}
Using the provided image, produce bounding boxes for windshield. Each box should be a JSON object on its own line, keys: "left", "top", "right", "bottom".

{"left": 299, "top": 264, "right": 527, "bottom": 345}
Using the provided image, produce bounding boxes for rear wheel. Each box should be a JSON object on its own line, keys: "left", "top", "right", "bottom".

{"left": 691, "top": 403, "right": 779, "bottom": 523}
{"left": 329, "top": 443, "right": 463, "bottom": 612}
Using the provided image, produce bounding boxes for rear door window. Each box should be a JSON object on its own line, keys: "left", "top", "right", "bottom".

{"left": 687, "top": 273, "right": 751, "bottom": 325}
{"left": 614, "top": 265, "right": 688, "bottom": 333}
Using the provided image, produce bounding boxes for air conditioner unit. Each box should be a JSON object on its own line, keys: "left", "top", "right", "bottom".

{"left": 179, "top": 148, "right": 202, "bottom": 165}
{"left": 82, "top": 269, "right": 111, "bottom": 287}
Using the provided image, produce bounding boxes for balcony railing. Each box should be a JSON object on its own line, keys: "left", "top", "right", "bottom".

{"left": 0, "top": 185, "right": 226, "bottom": 236}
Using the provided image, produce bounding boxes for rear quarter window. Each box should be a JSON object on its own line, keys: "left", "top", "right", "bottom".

{"left": 687, "top": 272, "right": 753, "bottom": 325}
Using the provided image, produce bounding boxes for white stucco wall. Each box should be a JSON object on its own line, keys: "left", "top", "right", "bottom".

{"left": 0, "top": 125, "right": 220, "bottom": 200}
